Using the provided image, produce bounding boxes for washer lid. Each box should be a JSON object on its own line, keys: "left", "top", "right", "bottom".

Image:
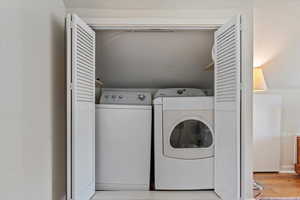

{"left": 100, "top": 90, "right": 152, "bottom": 105}
{"left": 154, "top": 88, "right": 206, "bottom": 98}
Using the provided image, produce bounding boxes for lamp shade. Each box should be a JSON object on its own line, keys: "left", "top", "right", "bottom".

{"left": 253, "top": 67, "right": 268, "bottom": 91}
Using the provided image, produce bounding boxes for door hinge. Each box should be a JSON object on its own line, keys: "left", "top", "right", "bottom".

{"left": 71, "top": 21, "right": 76, "bottom": 29}
{"left": 240, "top": 22, "right": 243, "bottom": 32}
{"left": 240, "top": 82, "right": 243, "bottom": 91}
{"left": 68, "top": 20, "right": 75, "bottom": 29}
{"left": 69, "top": 83, "right": 73, "bottom": 90}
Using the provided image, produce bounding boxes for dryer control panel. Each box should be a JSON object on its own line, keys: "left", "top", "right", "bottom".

{"left": 154, "top": 88, "right": 207, "bottom": 98}
{"left": 100, "top": 90, "right": 152, "bottom": 105}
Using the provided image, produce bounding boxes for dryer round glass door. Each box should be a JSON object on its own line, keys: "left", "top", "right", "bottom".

{"left": 170, "top": 119, "right": 213, "bottom": 149}
{"left": 163, "top": 113, "right": 214, "bottom": 160}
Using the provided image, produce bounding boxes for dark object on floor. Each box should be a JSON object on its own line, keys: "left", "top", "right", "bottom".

{"left": 254, "top": 181, "right": 264, "bottom": 190}
{"left": 254, "top": 181, "right": 263, "bottom": 198}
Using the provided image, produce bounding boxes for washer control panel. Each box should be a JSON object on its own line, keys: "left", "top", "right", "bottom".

{"left": 100, "top": 90, "right": 152, "bottom": 105}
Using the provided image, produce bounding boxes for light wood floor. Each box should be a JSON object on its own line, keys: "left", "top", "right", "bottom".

{"left": 254, "top": 172, "right": 300, "bottom": 198}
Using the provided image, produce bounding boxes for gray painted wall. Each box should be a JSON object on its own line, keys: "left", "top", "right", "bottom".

{"left": 254, "top": 0, "right": 300, "bottom": 172}
{"left": 0, "top": 0, "right": 66, "bottom": 199}
{"left": 96, "top": 30, "right": 215, "bottom": 89}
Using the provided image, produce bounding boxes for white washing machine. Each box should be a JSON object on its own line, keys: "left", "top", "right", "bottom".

{"left": 153, "top": 88, "right": 214, "bottom": 190}
{"left": 95, "top": 90, "right": 152, "bottom": 191}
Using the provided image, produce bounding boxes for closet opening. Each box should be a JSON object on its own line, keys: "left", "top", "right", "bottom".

{"left": 67, "top": 14, "right": 243, "bottom": 200}
{"left": 94, "top": 28, "right": 216, "bottom": 199}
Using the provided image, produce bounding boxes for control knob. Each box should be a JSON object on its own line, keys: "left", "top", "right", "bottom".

{"left": 138, "top": 94, "right": 146, "bottom": 101}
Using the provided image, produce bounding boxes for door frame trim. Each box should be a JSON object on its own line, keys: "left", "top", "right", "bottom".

{"left": 67, "top": 11, "right": 253, "bottom": 200}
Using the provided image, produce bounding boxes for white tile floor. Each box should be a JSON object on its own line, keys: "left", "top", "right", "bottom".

{"left": 92, "top": 191, "right": 220, "bottom": 200}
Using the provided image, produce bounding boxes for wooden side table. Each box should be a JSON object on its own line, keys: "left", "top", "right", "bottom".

{"left": 295, "top": 136, "right": 300, "bottom": 174}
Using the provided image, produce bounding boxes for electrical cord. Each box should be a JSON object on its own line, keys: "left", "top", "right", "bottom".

{"left": 254, "top": 181, "right": 264, "bottom": 199}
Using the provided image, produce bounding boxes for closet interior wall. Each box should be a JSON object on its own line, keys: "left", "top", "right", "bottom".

{"left": 95, "top": 30, "right": 215, "bottom": 91}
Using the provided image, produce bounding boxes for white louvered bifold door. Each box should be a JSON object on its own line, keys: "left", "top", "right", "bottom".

{"left": 66, "top": 14, "right": 96, "bottom": 200}
{"left": 214, "top": 16, "right": 241, "bottom": 200}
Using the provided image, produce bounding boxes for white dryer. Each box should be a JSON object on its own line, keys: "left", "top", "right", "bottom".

{"left": 95, "top": 90, "right": 152, "bottom": 191}
{"left": 154, "top": 88, "right": 214, "bottom": 190}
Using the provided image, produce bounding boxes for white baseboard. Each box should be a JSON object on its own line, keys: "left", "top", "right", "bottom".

{"left": 280, "top": 165, "right": 295, "bottom": 173}
{"left": 279, "top": 134, "right": 299, "bottom": 174}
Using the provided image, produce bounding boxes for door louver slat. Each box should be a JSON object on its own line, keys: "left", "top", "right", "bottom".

{"left": 216, "top": 25, "right": 235, "bottom": 40}
{"left": 73, "top": 23, "right": 95, "bottom": 103}
{"left": 215, "top": 23, "right": 240, "bottom": 104}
